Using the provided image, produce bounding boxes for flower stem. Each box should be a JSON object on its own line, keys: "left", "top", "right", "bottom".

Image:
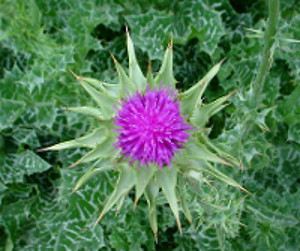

{"left": 252, "top": 0, "right": 279, "bottom": 108}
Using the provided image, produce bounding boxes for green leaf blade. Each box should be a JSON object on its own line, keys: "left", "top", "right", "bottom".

{"left": 126, "top": 29, "right": 146, "bottom": 91}
{"left": 95, "top": 164, "right": 136, "bottom": 224}
{"left": 154, "top": 43, "right": 176, "bottom": 89}
{"left": 40, "top": 127, "right": 108, "bottom": 151}
{"left": 75, "top": 137, "right": 117, "bottom": 165}
{"left": 144, "top": 179, "right": 160, "bottom": 240}
{"left": 134, "top": 165, "right": 157, "bottom": 205}
{"left": 156, "top": 167, "right": 182, "bottom": 233}
{"left": 181, "top": 59, "right": 225, "bottom": 115}
{"left": 80, "top": 80, "right": 116, "bottom": 118}
{"left": 190, "top": 92, "right": 233, "bottom": 128}
{"left": 63, "top": 106, "right": 105, "bottom": 119}
{"left": 112, "top": 55, "right": 137, "bottom": 96}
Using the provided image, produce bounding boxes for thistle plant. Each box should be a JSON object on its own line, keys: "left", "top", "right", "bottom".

{"left": 41, "top": 31, "right": 246, "bottom": 238}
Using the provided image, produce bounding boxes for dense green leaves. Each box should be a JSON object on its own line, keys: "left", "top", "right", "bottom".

{"left": 125, "top": 0, "right": 225, "bottom": 60}
{"left": 0, "top": 0, "right": 299, "bottom": 250}
{"left": 125, "top": 9, "right": 173, "bottom": 60}
{"left": 0, "top": 151, "right": 51, "bottom": 184}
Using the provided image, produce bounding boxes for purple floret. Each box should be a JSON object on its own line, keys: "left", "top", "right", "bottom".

{"left": 114, "top": 87, "right": 193, "bottom": 168}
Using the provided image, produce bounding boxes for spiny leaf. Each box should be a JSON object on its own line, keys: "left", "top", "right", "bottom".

{"left": 70, "top": 71, "right": 116, "bottom": 117}
{"left": 281, "top": 84, "right": 300, "bottom": 112}
{"left": 186, "top": 142, "right": 229, "bottom": 165}
{"left": 79, "top": 77, "right": 120, "bottom": 98}
{"left": 154, "top": 42, "right": 176, "bottom": 89}
{"left": 181, "top": 59, "right": 225, "bottom": 115}
{"left": 190, "top": 91, "right": 235, "bottom": 128}
{"left": 23, "top": 167, "right": 108, "bottom": 250}
{"left": 203, "top": 137, "right": 241, "bottom": 167}
{"left": 206, "top": 163, "right": 249, "bottom": 193}
{"left": 144, "top": 179, "right": 160, "bottom": 241}
{"left": 156, "top": 167, "right": 182, "bottom": 233}
{"left": 185, "top": 169, "right": 205, "bottom": 181}
{"left": 94, "top": 164, "right": 136, "bottom": 225}
{"left": 72, "top": 160, "right": 113, "bottom": 193}
{"left": 255, "top": 107, "right": 274, "bottom": 132}
{"left": 80, "top": 81, "right": 116, "bottom": 118}
{"left": 0, "top": 151, "right": 51, "bottom": 184}
{"left": 126, "top": 28, "right": 146, "bottom": 91}
{"left": 62, "top": 106, "right": 104, "bottom": 119}
{"left": 70, "top": 137, "right": 116, "bottom": 167}
{"left": 39, "top": 127, "right": 108, "bottom": 151}
{"left": 125, "top": 9, "right": 173, "bottom": 60}
{"left": 134, "top": 165, "right": 157, "bottom": 206}
{"left": 111, "top": 53, "right": 136, "bottom": 96}
{"left": 147, "top": 61, "right": 155, "bottom": 88}
{"left": 125, "top": 3, "right": 225, "bottom": 58}
{"left": 115, "top": 195, "right": 126, "bottom": 216}
{"left": 247, "top": 199, "right": 298, "bottom": 227}
{"left": 0, "top": 98, "right": 26, "bottom": 130}
{"left": 177, "top": 177, "right": 193, "bottom": 224}
{"left": 288, "top": 123, "right": 300, "bottom": 144}
{"left": 19, "top": 150, "right": 51, "bottom": 176}
{"left": 174, "top": 0, "right": 225, "bottom": 55}
{"left": 12, "top": 127, "right": 40, "bottom": 149}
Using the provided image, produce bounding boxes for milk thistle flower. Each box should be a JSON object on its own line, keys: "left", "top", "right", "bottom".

{"left": 115, "top": 87, "right": 193, "bottom": 168}
{"left": 41, "top": 30, "right": 245, "bottom": 239}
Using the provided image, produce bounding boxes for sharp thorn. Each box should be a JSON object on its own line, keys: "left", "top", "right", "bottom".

{"left": 93, "top": 213, "right": 104, "bottom": 228}
{"left": 134, "top": 199, "right": 138, "bottom": 209}
{"left": 222, "top": 160, "right": 233, "bottom": 167}
{"left": 71, "top": 186, "right": 78, "bottom": 194}
{"left": 154, "top": 232, "right": 158, "bottom": 243}
{"left": 147, "top": 60, "right": 152, "bottom": 72}
{"left": 239, "top": 185, "right": 251, "bottom": 194}
{"left": 110, "top": 52, "right": 117, "bottom": 64}
{"left": 226, "top": 90, "right": 237, "bottom": 98}
{"left": 200, "top": 80, "right": 207, "bottom": 87}
{"left": 69, "top": 69, "right": 82, "bottom": 81}
{"left": 36, "top": 147, "right": 50, "bottom": 152}
{"left": 67, "top": 161, "right": 80, "bottom": 169}
{"left": 219, "top": 57, "right": 227, "bottom": 64}
{"left": 177, "top": 217, "right": 183, "bottom": 235}
{"left": 168, "top": 38, "right": 173, "bottom": 49}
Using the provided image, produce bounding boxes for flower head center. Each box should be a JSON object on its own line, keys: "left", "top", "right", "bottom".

{"left": 114, "top": 87, "right": 192, "bottom": 168}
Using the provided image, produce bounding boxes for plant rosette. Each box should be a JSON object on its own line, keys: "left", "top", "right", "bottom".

{"left": 41, "top": 30, "right": 246, "bottom": 239}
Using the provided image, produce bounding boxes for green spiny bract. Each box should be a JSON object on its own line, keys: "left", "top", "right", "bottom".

{"left": 41, "top": 30, "right": 246, "bottom": 239}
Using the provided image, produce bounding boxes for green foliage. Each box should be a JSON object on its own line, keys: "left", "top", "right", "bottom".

{"left": 125, "top": 0, "right": 224, "bottom": 60}
{"left": 0, "top": 0, "right": 299, "bottom": 250}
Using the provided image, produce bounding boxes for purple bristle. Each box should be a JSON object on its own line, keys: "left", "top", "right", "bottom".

{"left": 114, "top": 87, "right": 193, "bottom": 168}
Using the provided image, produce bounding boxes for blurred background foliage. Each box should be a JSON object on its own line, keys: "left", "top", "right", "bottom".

{"left": 0, "top": 0, "right": 299, "bottom": 250}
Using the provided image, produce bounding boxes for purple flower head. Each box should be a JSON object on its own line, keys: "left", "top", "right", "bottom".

{"left": 114, "top": 86, "right": 193, "bottom": 168}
